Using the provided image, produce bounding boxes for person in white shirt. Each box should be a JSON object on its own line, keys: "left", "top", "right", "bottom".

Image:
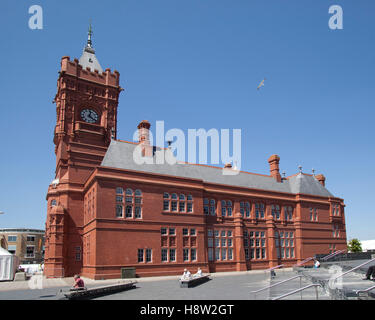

{"left": 314, "top": 259, "right": 320, "bottom": 268}
{"left": 181, "top": 268, "right": 191, "bottom": 280}
{"left": 194, "top": 267, "right": 203, "bottom": 278}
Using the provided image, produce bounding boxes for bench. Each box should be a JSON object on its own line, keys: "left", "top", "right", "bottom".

{"left": 179, "top": 274, "right": 211, "bottom": 288}
{"left": 64, "top": 281, "right": 137, "bottom": 300}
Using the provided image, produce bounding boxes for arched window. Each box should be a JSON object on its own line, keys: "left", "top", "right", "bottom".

{"left": 171, "top": 194, "right": 178, "bottom": 211}
{"left": 135, "top": 190, "right": 142, "bottom": 205}
{"left": 187, "top": 195, "right": 193, "bottom": 212}
{"left": 221, "top": 200, "right": 226, "bottom": 216}
{"left": 116, "top": 187, "right": 143, "bottom": 219}
{"left": 284, "top": 206, "right": 293, "bottom": 221}
{"left": 163, "top": 193, "right": 193, "bottom": 213}
{"left": 210, "top": 199, "right": 216, "bottom": 216}
{"left": 227, "top": 201, "right": 233, "bottom": 216}
{"left": 241, "top": 202, "right": 251, "bottom": 218}
{"left": 271, "top": 205, "right": 280, "bottom": 220}
{"left": 221, "top": 200, "right": 233, "bottom": 217}
{"left": 163, "top": 193, "right": 170, "bottom": 211}
{"left": 179, "top": 194, "right": 186, "bottom": 212}
{"left": 204, "top": 198, "right": 209, "bottom": 215}
{"left": 51, "top": 199, "right": 57, "bottom": 207}
{"left": 255, "top": 203, "right": 265, "bottom": 219}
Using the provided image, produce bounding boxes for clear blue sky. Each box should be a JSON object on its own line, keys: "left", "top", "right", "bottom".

{"left": 0, "top": 1, "right": 374, "bottom": 241}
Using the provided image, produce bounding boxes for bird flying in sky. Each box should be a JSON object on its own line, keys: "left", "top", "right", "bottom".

{"left": 257, "top": 78, "right": 266, "bottom": 90}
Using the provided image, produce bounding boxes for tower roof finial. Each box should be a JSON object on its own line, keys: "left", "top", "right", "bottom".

{"left": 87, "top": 20, "right": 93, "bottom": 48}
{"left": 84, "top": 20, "right": 95, "bottom": 54}
{"left": 79, "top": 21, "right": 103, "bottom": 72}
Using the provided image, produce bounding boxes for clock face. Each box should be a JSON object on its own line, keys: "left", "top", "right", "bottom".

{"left": 80, "top": 109, "right": 99, "bottom": 124}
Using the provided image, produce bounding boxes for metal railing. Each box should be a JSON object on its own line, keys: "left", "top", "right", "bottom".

{"left": 332, "top": 257, "right": 375, "bottom": 282}
{"left": 266, "top": 264, "right": 284, "bottom": 279}
{"left": 272, "top": 283, "right": 323, "bottom": 300}
{"left": 267, "top": 264, "right": 284, "bottom": 271}
{"left": 356, "top": 285, "right": 375, "bottom": 299}
{"left": 321, "top": 249, "right": 346, "bottom": 261}
{"left": 251, "top": 275, "right": 303, "bottom": 300}
{"left": 294, "top": 257, "right": 314, "bottom": 267}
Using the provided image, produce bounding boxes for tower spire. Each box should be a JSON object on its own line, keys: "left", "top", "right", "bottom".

{"left": 84, "top": 20, "right": 95, "bottom": 54}
{"left": 87, "top": 20, "right": 93, "bottom": 49}
{"left": 79, "top": 21, "right": 103, "bottom": 72}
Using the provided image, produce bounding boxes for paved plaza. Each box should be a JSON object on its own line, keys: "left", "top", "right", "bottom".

{"left": 0, "top": 261, "right": 374, "bottom": 300}
{"left": 0, "top": 268, "right": 332, "bottom": 300}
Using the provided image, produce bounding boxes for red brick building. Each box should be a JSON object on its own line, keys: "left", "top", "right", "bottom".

{"left": 44, "top": 30, "right": 347, "bottom": 279}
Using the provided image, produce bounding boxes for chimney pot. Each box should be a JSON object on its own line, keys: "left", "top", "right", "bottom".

{"left": 315, "top": 174, "right": 326, "bottom": 187}
{"left": 137, "top": 120, "right": 152, "bottom": 157}
{"left": 268, "top": 154, "right": 282, "bottom": 182}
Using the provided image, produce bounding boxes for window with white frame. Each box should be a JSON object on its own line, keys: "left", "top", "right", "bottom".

{"left": 310, "top": 208, "right": 318, "bottom": 221}
{"left": 284, "top": 206, "right": 293, "bottom": 221}
{"left": 183, "top": 248, "right": 189, "bottom": 261}
{"left": 204, "top": 198, "right": 209, "bottom": 215}
{"left": 221, "top": 200, "right": 233, "bottom": 217}
{"left": 246, "top": 230, "right": 267, "bottom": 260}
{"left": 240, "top": 202, "right": 251, "bottom": 218}
{"left": 170, "top": 249, "right": 176, "bottom": 262}
{"left": 26, "top": 246, "right": 35, "bottom": 258}
{"left": 163, "top": 193, "right": 194, "bottom": 213}
{"left": 138, "top": 249, "right": 144, "bottom": 263}
{"left": 210, "top": 199, "right": 216, "bottom": 216}
{"left": 332, "top": 204, "right": 340, "bottom": 216}
{"left": 271, "top": 205, "right": 281, "bottom": 220}
{"left": 276, "top": 231, "right": 295, "bottom": 259}
{"left": 255, "top": 203, "right": 265, "bottom": 219}
{"left": 145, "top": 248, "right": 152, "bottom": 262}
{"left": 8, "top": 235, "right": 17, "bottom": 242}
{"left": 116, "top": 187, "right": 143, "bottom": 219}
{"left": 161, "top": 248, "right": 168, "bottom": 262}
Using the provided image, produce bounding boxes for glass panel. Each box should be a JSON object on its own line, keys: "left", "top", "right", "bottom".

{"left": 116, "top": 187, "right": 123, "bottom": 194}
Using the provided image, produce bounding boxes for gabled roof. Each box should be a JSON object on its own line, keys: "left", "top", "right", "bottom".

{"left": 101, "top": 140, "right": 334, "bottom": 198}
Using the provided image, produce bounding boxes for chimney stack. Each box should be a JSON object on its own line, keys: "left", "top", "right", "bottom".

{"left": 137, "top": 120, "right": 152, "bottom": 157}
{"left": 315, "top": 174, "right": 326, "bottom": 187}
{"left": 268, "top": 154, "right": 282, "bottom": 182}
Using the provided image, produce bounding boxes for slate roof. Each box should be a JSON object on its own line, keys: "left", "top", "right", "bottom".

{"left": 101, "top": 140, "right": 334, "bottom": 198}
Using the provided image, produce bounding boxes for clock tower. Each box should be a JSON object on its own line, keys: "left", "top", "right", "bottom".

{"left": 44, "top": 25, "right": 123, "bottom": 277}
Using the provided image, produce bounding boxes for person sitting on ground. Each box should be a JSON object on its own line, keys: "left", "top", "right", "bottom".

{"left": 194, "top": 267, "right": 203, "bottom": 278}
{"left": 362, "top": 265, "right": 375, "bottom": 281}
{"left": 180, "top": 268, "right": 192, "bottom": 280}
{"left": 72, "top": 274, "right": 85, "bottom": 290}
{"left": 314, "top": 259, "right": 320, "bottom": 268}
